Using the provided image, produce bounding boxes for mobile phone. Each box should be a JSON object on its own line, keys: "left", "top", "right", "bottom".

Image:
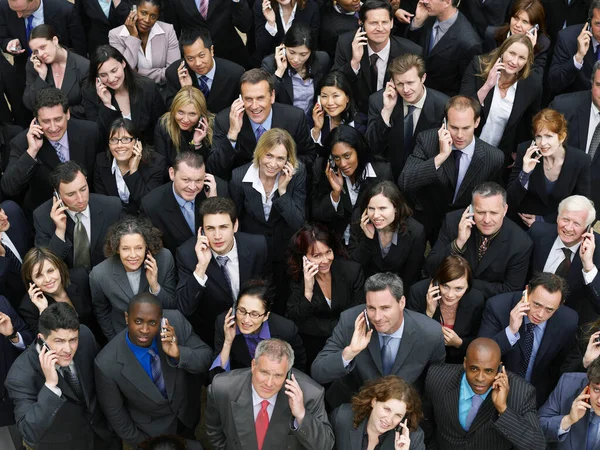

{"left": 359, "top": 25, "right": 364, "bottom": 33}
{"left": 37, "top": 335, "right": 52, "bottom": 352}
{"left": 287, "top": 370, "right": 293, "bottom": 381}
{"left": 363, "top": 309, "right": 371, "bottom": 332}
{"left": 161, "top": 317, "right": 168, "bottom": 332}
{"left": 585, "top": 385, "right": 591, "bottom": 403}
{"left": 132, "top": 4, "right": 137, "bottom": 12}
{"left": 528, "top": 23, "right": 539, "bottom": 33}
{"left": 442, "top": 117, "right": 447, "bottom": 130}
{"left": 200, "top": 227, "right": 205, "bottom": 236}
{"left": 9, "top": 42, "right": 21, "bottom": 52}
{"left": 317, "top": 95, "right": 321, "bottom": 108}
{"left": 433, "top": 279, "right": 439, "bottom": 288}
{"left": 395, "top": 417, "right": 408, "bottom": 433}
{"left": 499, "top": 54, "right": 503, "bottom": 63}
{"left": 328, "top": 154, "right": 338, "bottom": 175}
{"left": 469, "top": 204, "right": 474, "bottom": 215}
{"left": 265, "top": 1, "right": 272, "bottom": 9}
{"left": 282, "top": 47, "right": 286, "bottom": 58}
{"left": 523, "top": 286, "right": 529, "bottom": 303}
{"left": 204, "top": 183, "right": 210, "bottom": 193}
{"left": 53, "top": 190, "right": 65, "bottom": 208}
{"left": 498, "top": 363, "right": 504, "bottom": 373}
{"left": 595, "top": 334, "right": 600, "bottom": 344}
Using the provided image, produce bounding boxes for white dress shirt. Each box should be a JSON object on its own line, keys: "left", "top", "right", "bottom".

{"left": 242, "top": 164, "right": 281, "bottom": 221}
{"left": 367, "top": 40, "right": 391, "bottom": 92}
{"left": 479, "top": 82, "right": 517, "bottom": 147}
{"left": 265, "top": 3, "right": 298, "bottom": 36}
{"left": 194, "top": 238, "right": 241, "bottom": 299}
{"left": 586, "top": 102, "right": 600, "bottom": 155}
{"left": 252, "top": 384, "right": 277, "bottom": 420}
{"left": 111, "top": 157, "right": 131, "bottom": 203}
{"left": 543, "top": 236, "right": 598, "bottom": 284}
{"left": 66, "top": 206, "right": 91, "bottom": 243}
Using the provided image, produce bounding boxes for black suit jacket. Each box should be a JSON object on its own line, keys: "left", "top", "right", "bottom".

{"left": 529, "top": 222, "right": 600, "bottom": 324}
{"left": 333, "top": 32, "right": 423, "bottom": 113}
{"left": 164, "top": 57, "right": 244, "bottom": 113}
{"left": 406, "top": 12, "right": 481, "bottom": 97}
{"left": 478, "top": 291, "right": 579, "bottom": 406}
{"left": 176, "top": 232, "right": 269, "bottom": 347}
{"left": 426, "top": 211, "right": 533, "bottom": 299}
{"left": 207, "top": 102, "right": 317, "bottom": 179}
{"left": 459, "top": 0, "right": 512, "bottom": 38}
{"left": 319, "top": 9, "right": 359, "bottom": 60}
{"left": 33, "top": 193, "right": 123, "bottom": 269}
{"left": 77, "top": 0, "right": 132, "bottom": 55}
{"left": 366, "top": 87, "right": 449, "bottom": 179}
{"left": 1, "top": 119, "right": 100, "bottom": 215}
{"left": 542, "top": 0, "right": 588, "bottom": 43}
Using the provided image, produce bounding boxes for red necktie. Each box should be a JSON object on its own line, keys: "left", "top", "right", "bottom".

{"left": 255, "top": 400, "right": 270, "bottom": 450}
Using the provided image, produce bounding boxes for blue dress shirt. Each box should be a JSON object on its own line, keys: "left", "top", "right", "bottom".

{"left": 458, "top": 373, "right": 492, "bottom": 429}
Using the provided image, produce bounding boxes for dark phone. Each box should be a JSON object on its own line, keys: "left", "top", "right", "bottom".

{"left": 53, "top": 190, "right": 64, "bottom": 208}
{"left": 595, "top": 334, "right": 600, "bottom": 344}
{"left": 287, "top": 370, "right": 293, "bottom": 381}
{"left": 359, "top": 25, "right": 364, "bottom": 33}
{"left": 588, "top": 19, "right": 593, "bottom": 32}
{"left": 498, "top": 363, "right": 504, "bottom": 373}
{"left": 363, "top": 309, "right": 371, "bottom": 333}
{"left": 395, "top": 417, "right": 408, "bottom": 433}
{"left": 528, "top": 23, "right": 539, "bottom": 33}
{"left": 328, "top": 154, "right": 338, "bottom": 175}
{"left": 37, "top": 336, "right": 52, "bottom": 352}
{"left": 33, "top": 119, "right": 42, "bottom": 139}
{"left": 204, "top": 183, "right": 210, "bottom": 193}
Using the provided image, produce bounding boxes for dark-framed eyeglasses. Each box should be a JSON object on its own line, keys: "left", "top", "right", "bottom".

{"left": 108, "top": 137, "right": 134, "bottom": 145}
{"left": 235, "top": 307, "right": 266, "bottom": 320}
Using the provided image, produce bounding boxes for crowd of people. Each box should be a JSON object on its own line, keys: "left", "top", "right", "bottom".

{"left": 1, "top": 0, "right": 600, "bottom": 448}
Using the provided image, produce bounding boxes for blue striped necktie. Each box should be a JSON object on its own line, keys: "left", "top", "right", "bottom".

{"left": 148, "top": 348, "right": 167, "bottom": 398}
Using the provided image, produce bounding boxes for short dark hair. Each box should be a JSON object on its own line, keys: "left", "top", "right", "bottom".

{"left": 238, "top": 279, "right": 274, "bottom": 312}
{"left": 590, "top": 0, "right": 600, "bottom": 19}
{"left": 172, "top": 151, "right": 204, "bottom": 171}
{"left": 283, "top": 24, "right": 316, "bottom": 71}
{"left": 240, "top": 69, "right": 275, "bottom": 92}
{"left": 588, "top": 355, "right": 600, "bottom": 385}
{"left": 139, "top": 435, "right": 187, "bottom": 450}
{"left": 135, "top": 0, "right": 161, "bottom": 9}
{"left": 29, "top": 23, "right": 59, "bottom": 42}
{"left": 104, "top": 216, "right": 163, "bottom": 258}
{"left": 325, "top": 125, "right": 371, "bottom": 192}
{"left": 472, "top": 182, "right": 507, "bottom": 205}
{"left": 179, "top": 27, "right": 213, "bottom": 52}
{"left": 528, "top": 272, "right": 569, "bottom": 304}
{"left": 359, "top": 0, "right": 393, "bottom": 22}
{"left": 49, "top": 161, "right": 86, "bottom": 191}
{"left": 128, "top": 292, "right": 162, "bottom": 315}
{"left": 199, "top": 197, "right": 237, "bottom": 226}
{"left": 88, "top": 45, "right": 139, "bottom": 102}
{"left": 38, "top": 302, "right": 80, "bottom": 338}
{"left": 34, "top": 88, "right": 69, "bottom": 116}
{"left": 365, "top": 272, "right": 404, "bottom": 301}
{"left": 445, "top": 95, "right": 481, "bottom": 121}
{"left": 318, "top": 71, "right": 355, "bottom": 124}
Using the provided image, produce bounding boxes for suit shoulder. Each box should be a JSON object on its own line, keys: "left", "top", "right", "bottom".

{"left": 331, "top": 403, "right": 354, "bottom": 427}
{"left": 70, "top": 118, "right": 99, "bottom": 133}
{"left": 426, "top": 363, "right": 462, "bottom": 384}
{"left": 215, "top": 57, "right": 245, "bottom": 77}
{"left": 212, "top": 368, "right": 251, "bottom": 393}
{"left": 90, "top": 193, "right": 122, "bottom": 210}
{"left": 507, "top": 371, "right": 537, "bottom": 397}
{"left": 557, "top": 372, "right": 588, "bottom": 389}
{"left": 236, "top": 231, "right": 268, "bottom": 250}
{"left": 337, "top": 31, "right": 355, "bottom": 47}
{"left": 142, "top": 182, "right": 170, "bottom": 204}
{"left": 487, "top": 292, "right": 519, "bottom": 312}
{"left": 231, "top": 163, "right": 251, "bottom": 182}
{"left": 555, "top": 304, "right": 579, "bottom": 327}
{"left": 294, "top": 369, "right": 326, "bottom": 394}
{"left": 503, "top": 218, "right": 532, "bottom": 242}
{"left": 476, "top": 139, "right": 504, "bottom": 159}
{"left": 163, "top": 309, "right": 188, "bottom": 326}
{"left": 427, "top": 88, "right": 450, "bottom": 105}
{"left": 406, "top": 216, "right": 425, "bottom": 234}
{"left": 337, "top": 258, "right": 363, "bottom": 274}
{"left": 339, "top": 304, "right": 365, "bottom": 323}
{"left": 273, "top": 102, "right": 305, "bottom": 118}
{"left": 455, "top": 13, "right": 481, "bottom": 39}
{"left": 33, "top": 199, "right": 53, "bottom": 220}
{"left": 406, "top": 309, "right": 442, "bottom": 334}
{"left": 392, "top": 35, "right": 423, "bottom": 54}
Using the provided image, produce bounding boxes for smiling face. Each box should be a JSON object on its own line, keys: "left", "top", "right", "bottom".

{"left": 320, "top": 85, "right": 350, "bottom": 118}
{"left": 463, "top": 345, "right": 501, "bottom": 395}
{"left": 286, "top": 45, "right": 311, "bottom": 71}
{"left": 125, "top": 301, "right": 161, "bottom": 347}
{"left": 306, "top": 240, "right": 334, "bottom": 273}
{"left": 236, "top": 294, "right": 269, "bottom": 334}
{"left": 136, "top": 1, "right": 159, "bottom": 34}
{"left": 58, "top": 171, "right": 89, "bottom": 213}
{"left": 501, "top": 42, "right": 529, "bottom": 75}
{"left": 241, "top": 80, "right": 275, "bottom": 125}
{"left": 29, "top": 37, "right": 59, "bottom": 64}
{"left": 118, "top": 233, "right": 147, "bottom": 273}
{"left": 169, "top": 162, "right": 205, "bottom": 201}
{"left": 331, "top": 142, "right": 359, "bottom": 178}
{"left": 41, "top": 328, "right": 79, "bottom": 367}
{"left": 367, "top": 193, "right": 396, "bottom": 231}
{"left": 368, "top": 398, "right": 407, "bottom": 434}
{"left": 175, "top": 102, "right": 200, "bottom": 131}
{"left": 258, "top": 143, "right": 288, "bottom": 178}
{"left": 557, "top": 209, "right": 590, "bottom": 247}
{"left": 509, "top": 10, "right": 533, "bottom": 35}
{"left": 37, "top": 105, "right": 70, "bottom": 142}
{"left": 439, "top": 275, "right": 468, "bottom": 307}
{"left": 534, "top": 127, "right": 564, "bottom": 156}
{"left": 108, "top": 127, "right": 135, "bottom": 163}
{"left": 363, "top": 8, "right": 393, "bottom": 47}
{"left": 365, "top": 288, "right": 404, "bottom": 335}
{"left": 447, "top": 107, "right": 480, "bottom": 150}
{"left": 201, "top": 212, "right": 238, "bottom": 255}
{"left": 97, "top": 58, "right": 126, "bottom": 91}
{"left": 31, "top": 259, "right": 63, "bottom": 295}
{"left": 472, "top": 193, "right": 507, "bottom": 237}
{"left": 392, "top": 67, "right": 426, "bottom": 105}
{"left": 251, "top": 354, "right": 289, "bottom": 399}
{"left": 0, "top": 208, "right": 9, "bottom": 233}
{"left": 183, "top": 38, "right": 215, "bottom": 76}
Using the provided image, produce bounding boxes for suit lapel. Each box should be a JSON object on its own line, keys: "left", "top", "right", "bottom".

{"left": 391, "top": 313, "right": 417, "bottom": 374}
{"left": 262, "top": 391, "right": 292, "bottom": 448}
{"left": 113, "top": 260, "right": 135, "bottom": 299}
{"left": 467, "top": 395, "right": 495, "bottom": 434}
{"left": 474, "top": 227, "right": 508, "bottom": 275}
{"left": 536, "top": 227, "right": 558, "bottom": 270}
{"left": 283, "top": 73, "right": 294, "bottom": 103}
{"left": 237, "top": 236, "right": 251, "bottom": 287}
{"left": 442, "top": 369, "right": 465, "bottom": 433}
{"left": 37, "top": 141, "right": 62, "bottom": 168}
{"left": 455, "top": 141, "right": 485, "bottom": 200}
{"left": 428, "top": 22, "right": 458, "bottom": 58}
{"left": 349, "top": 420, "right": 366, "bottom": 450}
{"left": 206, "top": 258, "right": 233, "bottom": 299}
{"left": 159, "top": 344, "right": 177, "bottom": 400}
{"left": 60, "top": 53, "right": 78, "bottom": 99}
{"left": 232, "top": 376, "right": 259, "bottom": 450}
{"left": 578, "top": 100, "right": 591, "bottom": 150}
{"left": 360, "top": 51, "right": 373, "bottom": 92}
{"left": 163, "top": 185, "right": 194, "bottom": 240}
{"left": 368, "top": 330, "right": 384, "bottom": 374}
{"left": 88, "top": 200, "right": 103, "bottom": 253}
{"left": 530, "top": 164, "right": 548, "bottom": 205}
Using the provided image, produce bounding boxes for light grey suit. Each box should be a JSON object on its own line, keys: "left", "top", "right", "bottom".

{"left": 206, "top": 368, "right": 334, "bottom": 450}
{"left": 90, "top": 247, "right": 177, "bottom": 340}
{"left": 311, "top": 305, "right": 446, "bottom": 409}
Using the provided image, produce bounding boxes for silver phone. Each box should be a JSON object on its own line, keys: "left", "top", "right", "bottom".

{"left": 161, "top": 317, "right": 168, "bottom": 332}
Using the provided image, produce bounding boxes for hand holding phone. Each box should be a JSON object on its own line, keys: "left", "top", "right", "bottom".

{"left": 161, "top": 317, "right": 168, "bottom": 333}
{"left": 328, "top": 154, "right": 338, "bottom": 175}
{"left": 442, "top": 117, "right": 447, "bottom": 130}
{"left": 37, "top": 335, "right": 60, "bottom": 386}
{"left": 53, "top": 190, "right": 65, "bottom": 209}
{"left": 363, "top": 309, "right": 371, "bottom": 333}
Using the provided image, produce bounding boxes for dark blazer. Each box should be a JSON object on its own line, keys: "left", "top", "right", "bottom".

{"left": 208, "top": 103, "right": 317, "bottom": 179}
{"left": 406, "top": 278, "right": 485, "bottom": 364}
{"left": 507, "top": 143, "right": 591, "bottom": 224}
{"left": 77, "top": 0, "right": 133, "bottom": 55}
{"left": 529, "top": 222, "right": 600, "bottom": 324}
{"left": 311, "top": 305, "right": 446, "bottom": 409}
{"left": 405, "top": 12, "right": 481, "bottom": 97}
{"left": 319, "top": 9, "right": 359, "bottom": 60}
{"left": 94, "top": 309, "right": 212, "bottom": 446}
{"left": 1, "top": 119, "right": 100, "bottom": 215}
{"left": 398, "top": 132, "right": 504, "bottom": 242}
{"left": 548, "top": 89, "right": 600, "bottom": 208}
{"left": 33, "top": 194, "right": 123, "bottom": 269}
{"left": 5, "top": 325, "right": 115, "bottom": 450}
{"left": 333, "top": 32, "right": 423, "bottom": 113}
{"left": 478, "top": 291, "right": 579, "bottom": 406}
{"left": 229, "top": 162, "right": 306, "bottom": 261}
{"left": 542, "top": 0, "right": 588, "bottom": 43}
{"left": 460, "top": 56, "right": 542, "bottom": 158}
{"left": 459, "top": 0, "right": 512, "bottom": 38}
{"left": 424, "top": 363, "right": 546, "bottom": 450}
{"left": 253, "top": 0, "right": 321, "bottom": 60}
{"left": 0, "top": 200, "right": 32, "bottom": 308}
{"left": 426, "top": 211, "right": 533, "bottom": 299}
{"left": 176, "top": 232, "right": 269, "bottom": 347}
{"left": 366, "top": 86, "right": 449, "bottom": 179}
{"left": 93, "top": 151, "right": 166, "bottom": 215}
{"left": 140, "top": 180, "right": 229, "bottom": 257}
{"left": 164, "top": 57, "right": 244, "bottom": 113}
{"left": 331, "top": 403, "right": 426, "bottom": 450}
{"left": 81, "top": 75, "right": 165, "bottom": 144}
{"left": 0, "top": 296, "right": 33, "bottom": 427}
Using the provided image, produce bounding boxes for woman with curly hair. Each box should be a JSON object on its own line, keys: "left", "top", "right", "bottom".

{"left": 90, "top": 216, "right": 177, "bottom": 340}
{"left": 331, "top": 375, "right": 425, "bottom": 449}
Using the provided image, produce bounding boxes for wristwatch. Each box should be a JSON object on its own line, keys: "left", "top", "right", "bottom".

{"left": 7, "top": 331, "right": 18, "bottom": 341}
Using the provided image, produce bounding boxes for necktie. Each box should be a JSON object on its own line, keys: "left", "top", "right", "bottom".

{"left": 555, "top": 248, "right": 572, "bottom": 278}
{"left": 148, "top": 348, "right": 167, "bottom": 398}
{"left": 429, "top": 24, "right": 440, "bottom": 52}
{"left": 404, "top": 105, "right": 416, "bottom": 150}
{"left": 255, "top": 125, "right": 266, "bottom": 141}
{"left": 198, "top": 75, "right": 210, "bottom": 98}
{"left": 53, "top": 142, "right": 67, "bottom": 163}
{"left": 589, "top": 116, "right": 600, "bottom": 161}
{"left": 25, "top": 16, "right": 34, "bottom": 43}
{"left": 464, "top": 394, "right": 483, "bottom": 431}
{"left": 588, "top": 415, "right": 600, "bottom": 450}
{"left": 198, "top": 0, "right": 208, "bottom": 19}
{"left": 2, "top": 243, "right": 22, "bottom": 273}
{"left": 73, "top": 213, "right": 91, "bottom": 270}
{"left": 380, "top": 335, "right": 395, "bottom": 375}
{"left": 369, "top": 53, "right": 379, "bottom": 92}
{"left": 518, "top": 322, "right": 537, "bottom": 378}
{"left": 596, "top": 45, "right": 600, "bottom": 61}
{"left": 255, "top": 399, "right": 270, "bottom": 450}
{"left": 62, "top": 366, "right": 86, "bottom": 404}
{"left": 216, "top": 255, "right": 235, "bottom": 301}
{"left": 181, "top": 201, "right": 195, "bottom": 233}
{"left": 478, "top": 236, "right": 490, "bottom": 261}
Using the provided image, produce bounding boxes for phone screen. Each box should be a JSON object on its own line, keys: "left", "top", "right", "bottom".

{"left": 53, "top": 190, "right": 65, "bottom": 208}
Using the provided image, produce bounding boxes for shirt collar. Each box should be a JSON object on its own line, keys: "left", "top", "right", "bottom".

{"left": 125, "top": 331, "right": 159, "bottom": 358}
{"left": 249, "top": 109, "right": 273, "bottom": 133}
{"left": 66, "top": 205, "right": 90, "bottom": 221}
{"left": 592, "top": 101, "right": 600, "bottom": 117}
{"left": 251, "top": 382, "right": 278, "bottom": 404}
{"left": 210, "top": 236, "right": 238, "bottom": 261}
{"left": 110, "top": 156, "right": 121, "bottom": 175}
{"left": 407, "top": 87, "right": 427, "bottom": 109}
{"left": 236, "top": 320, "right": 271, "bottom": 339}
{"left": 199, "top": 58, "right": 217, "bottom": 82}
{"left": 32, "top": 0, "right": 44, "bottom": 21}
{"left": 556, "top": 236, "right": 583, "bottom": 254}
{"left": 368, "top": 38, "right": 391, "bottom": 62}
{"left": 120, "top": 21, "right": 165, "bottom": 38}
{"left": 454, "top": 136, "right": 476, "bottom": 158}
{"left": 460, "top": 372, "right": 492, "bottom": 401}
{"left": 434, "top": 10, "right": 458, "bottom": 33}
{"left": 524, "top": 315, "right": 547, "bottom": 333}
{"left": 242, "top": 163, "right": 281, "bottom": 193}
{"left": 380, "top": 316, "right": 405, "bottom": 339}
{"left": 172, "top": 183, "right": 194, "bottom": 209}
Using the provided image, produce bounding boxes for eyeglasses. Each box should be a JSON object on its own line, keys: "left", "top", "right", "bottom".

{"left": 236, "top": 307, "right": 266, "bottom": 320}
{"left": 108, "top": 137, "right": 134, "bottom": 145}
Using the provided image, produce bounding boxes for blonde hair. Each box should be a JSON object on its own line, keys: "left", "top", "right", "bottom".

{"left": 478, "top": 34, "right": 533, "bottom": 87}
{"left": 252, "top": 128, "right": 298, "bottom": 169}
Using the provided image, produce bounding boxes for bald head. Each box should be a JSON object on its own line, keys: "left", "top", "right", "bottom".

{"left": 463, "top": 338, "right": 502, "bottom": 395}
{"left": 467, "top": 338, "right": 501, "bottom": 361}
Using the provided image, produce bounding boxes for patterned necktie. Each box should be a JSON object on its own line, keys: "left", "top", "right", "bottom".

{"left": 148, "top": 348, "right": 167, "bottom": 398}
{"left": 73, "top": 213, "right": 91, "bottom": 270}
{"left": 216, "top": 255, "right": 235, "bottom": 301}
{"left": 53, "top": 142, "right": 67, "bottom": 163}
{"left": 404, "top": 105, "right": 416, "bottom": 150}
{"left": 587, "top": 414, "right": 600, "bottom": 450}
{"left": 464, "top": 394, "right": 483, "bottom": 431}
{"left": 2, "top": 242, "right": 22, "bottom": 273}
{"left": 518, "top": 322, "right": 537, "bottom": 378}
{"left": 255, "top": 125, "right": 266, "bottom": 141}
{"left": 380, "top": 335, "right": 395, "bottom": 375}
{"left": 198, "top": 75, "right": 210, "bottom": 98}
{"left": 198, "top": 0, "right": 208, "bottom": 19}
{"left": 62, "top": 366, "right": 86, "bottom": 404}
{"left": 478, "top": 236, "right": 490, "bottom": 261}
{"left": 256, "top": 399, "right": 270, "bottom": 450}
{"left": 589, "top": 115, "right": 600, "bottom": 161}
{"left": 555, "top": 247, "right": 572, "bottom": 278}
{"left": 369, "top": 53, "right": 379, "bottom": 92}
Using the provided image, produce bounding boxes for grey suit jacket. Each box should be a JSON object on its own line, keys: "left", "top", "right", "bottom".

{"left": 205, "top": 368, "right": 334, "bottom": 450}
{"left": 311, "top": 305, "right": 446, "bottom": 409}
{"left": 90, "top": 248, "right": 177, "bottom": 340}
{"left": 94, "top": 309, "right": 212, "bottom": 446}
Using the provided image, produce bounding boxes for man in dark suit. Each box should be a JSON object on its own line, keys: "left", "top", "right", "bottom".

{"left": 207, "top": 68, "right": 317, "bottom": 179}
{"left": 311, "top": 272, "right": 446, "bottom": 409}
{"left": 405, "top": 0, "right": 482, "bottom": 97}
{"left": 77, "top": 0, "right": 132, "bottom": 56}
{"left": 94, "top": 293, "right": 212, "bottom": 447}
{"left": 332, "top": 0, "right": 423, "bottom": 114}
{"left": 425, "top": 182, "right": 533, "bottom": 299}
{"left": 141, "top": 151, "right": 228, "bottom": 257}
{"left": 478, "top": 273, "right": 579, "bottom": 407}
{"left": 206, "top": 338, "right": 334, "bottom": 450}
{"left": 1, "top": 88, "right": 100, "bottom": 216}
{"left": 424, "top": 338, "right": 546, "bottom": 450}
{"left": 176, "top": 197, "right": 269, "bottom": 347}
{"left": 458, "top": 0, "right": 511, "bottom": 38}
{"left": 33, "top": 161, "right": 123, "bottom": 270}
{"left": 0, "top": 201, "right": 31, "bottom": 308}
{"left": 399, "top": 96, "right": 504, "bottom": 243}
{"left": 539, "top": 357, "right": 600, "bottom": 450}
{"left": 529, "top": 195, "right": 600, "bottom": 324}
{"left": 542, "top": 0, "right": 589, "bottom": 43}
{"left": 367, "top": 53, "right": 448, "bottom": 179}
{"left": 5, "top": 302, "right": 119, "bottom": 450}
{"left": 164, "top": 27, "right": 244, "bottom": 112}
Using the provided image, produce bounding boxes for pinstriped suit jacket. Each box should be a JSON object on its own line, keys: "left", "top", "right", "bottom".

{"left": 424, "top": 363, "right": 546, "bottom": 450}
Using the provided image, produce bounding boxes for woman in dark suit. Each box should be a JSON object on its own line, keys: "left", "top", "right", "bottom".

{"left": 287, "top": 223, "right": 365, "bottom": 365}
{"left": 311, "top": 125, "right": 392, "bottom": 245}
{"left": 93, "top": 118, "right": 166, "bottom": 215}
{"left": 460, "top": 34, "right": 541, "bottom": 164}
{"left": 82, "top": 45, "right": 166, "bottom": 144}
{"left": 24, "top": 24, "right": 90, "bottom": 118}
{"left": 406, "top": 255, "right": 484, "bottom": 364}
{"left": 210, "top": 280, "right": 306, "bottom": 380}
{"left": 507, "top": 108, "right": 591, "bottom": 228}
{"left": 331, "top": 376, "right": 425, "bottom": 450}
{"left": 349, "top": 181, "right": 426, "bottom": 288}
{"left": 254, "top": 0, "right": 320, "bottom": 61}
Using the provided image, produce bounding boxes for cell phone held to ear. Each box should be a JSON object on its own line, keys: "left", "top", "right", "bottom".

{"left": 38, "top": 335, "right": 52, "bottom": 352}
{"left": 328, "top": 154, "right": 338, "bottom": 175}
{"left": 363, "top": 309, "right": 371, "bottom": 333}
